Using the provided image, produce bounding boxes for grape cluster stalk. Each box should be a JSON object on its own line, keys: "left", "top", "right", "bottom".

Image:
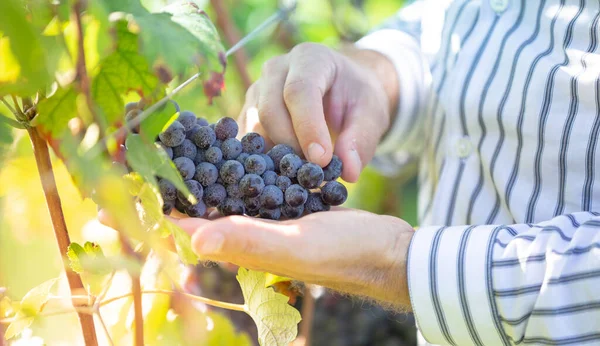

{"left": 126, "top": 103, "right": 348, "bottom": 220}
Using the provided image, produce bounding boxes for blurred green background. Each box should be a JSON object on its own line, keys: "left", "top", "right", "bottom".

{"left": 0, "top": 0, "right": 417, "bottom": 344}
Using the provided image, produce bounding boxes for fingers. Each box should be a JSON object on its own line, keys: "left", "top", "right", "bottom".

{"left": 283, "top": 43, "right": 337, "bottom": 167}
{"left": 238, "top": 82, "right": 275, "bottom": 149}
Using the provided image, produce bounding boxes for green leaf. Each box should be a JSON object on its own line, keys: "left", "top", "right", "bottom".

{"left": 161, "top": 220, "right": 198, "bottom": 265}
{"left": 67, "top": 242, "right": 110, "bottom": 275}
{"left": 139, "top": 103, "right": 178, "bottom": 141}
{"left": 66, "top": 243, "right": 86, "bottom": 274}
{"left": 237, "top": 268, "right": 301, "bottom": 346}
{"left": 34, "top": 86, "right": 78, "bottom": 137}
{"left": 0, "top": 114, "right": 14, "bottom": 166}
{"left": 125, "top": 134, "right": 191, "bottom": 201}
{"left": 5, "top": 278, "right": 57, "bottom": 340}
{"left": 264, "top": 273, "right": 293, "bottom": 288}
{"left": 91, "top": 20, "right": 160, "bottom": 127}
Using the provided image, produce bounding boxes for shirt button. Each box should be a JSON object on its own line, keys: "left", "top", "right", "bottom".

{"left": 490, "top": 0, "right": 509, "bottom": 13}
{"left": 455, "top": 137, "right": 472, "bottom": 159}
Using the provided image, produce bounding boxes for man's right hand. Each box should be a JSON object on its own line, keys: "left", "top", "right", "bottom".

{"left": 238, "top": 42, "right": 399, "bottom": 182}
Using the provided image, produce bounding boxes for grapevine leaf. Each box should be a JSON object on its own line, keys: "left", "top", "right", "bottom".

{"left": 0, "top": 115, "right": 14, "bottom": 166}
{"left": 66, "top": 243, "right": 87, "bottom": 274}
{"left": 5, "top": 278, "right": 57, "bottom": 340}
{"left": 139, "top": 102, "right": 179, "bottom": 142}
{"left": 264, "top": 273, "right": 293, "bottom": 288}
{"left": 161, "top": 220, "right": 198, "bottom": 265}
{"left": 34, "top": 86, "right": 78, "bottom": 137}
{"left": 67, "top": 242, "right": 114, "bottom": 296}
{"left": 137, "top": 182, "right": 165, "bottom": 231}
{"left": 91, "top": 20, "right": 160, "bottom": 128}
{"left": 125, "top": 134, "right": 192, "bottom": 201}
{"left": 237, "top": 268, "right": 301, "bottom": 346}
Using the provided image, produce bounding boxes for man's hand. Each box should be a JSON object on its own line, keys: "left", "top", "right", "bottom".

{"left": 238, "top": 43, "right": 399, "bottom": 183}
{"left": 173, "top": 208, "right": 414, "bottom": 310}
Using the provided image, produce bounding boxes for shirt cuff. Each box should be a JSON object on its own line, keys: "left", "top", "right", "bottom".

{"left": 407, "top": 225, "right": 505, "bottom": 345}
{"left": 355, "top": 29, "right": 431, "bottom": 156}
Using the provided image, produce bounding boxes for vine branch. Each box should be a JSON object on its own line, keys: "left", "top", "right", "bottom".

{"left": 118, "top": 235, "right": 144, "bottom": 346}
{"left": 27, "top": 127, "right": 98, "bottom": 346}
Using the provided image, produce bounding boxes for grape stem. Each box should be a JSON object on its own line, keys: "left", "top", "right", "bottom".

{"left": 0, "top": 113, "right": 25, "bottom": 129}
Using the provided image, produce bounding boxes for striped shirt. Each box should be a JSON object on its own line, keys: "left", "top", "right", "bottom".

{"left": 355, "top": 0, "right": 600, "bottom": 345}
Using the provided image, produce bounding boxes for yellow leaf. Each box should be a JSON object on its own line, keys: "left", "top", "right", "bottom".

{"left": 264, "top": 273, "right": 292, "bottom": 288}
{"left": 0, "top": 37, "right": 20, "bottom": 83}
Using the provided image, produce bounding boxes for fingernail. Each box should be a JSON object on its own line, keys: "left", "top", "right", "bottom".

{"left": 200, "top": 233, "right": 224, "bottom": 254}
{"left": 350, "top": 140, "right": 362, "bottom": 170}
{"left": 308, "top": 142, "right": 325, "bottom": 162}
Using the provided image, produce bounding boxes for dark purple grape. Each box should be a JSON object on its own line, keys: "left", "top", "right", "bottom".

{"left": 282, "top": 204, "right": 304, "bottom": 219}
{"left": 219, "top": 198, "right": 245, "bottom": 216}
{"left": 197, "top": 117, "right": 209, "bottom": 127}
{"left": 323, "top": 155, "right": 343, "bottom": 181}
{"left": 156, "top": 141, "right": 173, "bottom": 159}
{"left": 214, "top": 117, "right": 239, "bottom": 140}
{"left": 239, "top": 174, "right": 265, "bottom": 197}
{"left": 241, "top": 132, "right": 265, "bottom": 154}
{"left": 193, "top": 148, "right": 206, "bottom": 165}
{"left": 191, "top": 125, "right": 216, "bottom": 149}
{"left": 173, "top": 139, "right": 197, "bottom": 160}
{"left": 259, "top": 185, "right": 284, "bottom": 209}
{"left": 244, "top": 195, "right": 261, "bottom": 215}
{"left": 305, "top": 192, "right": 330, "bottom": 213}
{"left": 221, "top": 138, "right": 242, "bottom": 160}
{"left": 173, "top": 157, "right": 195, "bottom": 180}
{"left": 226, "top": 183, "right": 243, "bottom": 199}
{"left": 267, "top": 144, "right": 294, "bottom": 172}
{"left": 259, "top": 207, "right": 281, "bottom": 220}
{"left": 159, "top": 120, "right": 186, "bottom": 147}
{"left": 275, "top": 175, "right": 292, "bottom": 192}
{"left": 262, "top": 170, "right": 278, "bottom": 186}
{"left": 279, "top": 153, "right": 303, "bottom": 178}
{"left": 205, "top": 147, "right": 223, "bottom": 164}
{"left": 245, "top": 154, "right": 267, "bottom": 175}
{"left": 260, "top": 154, "right": 275, "bottom": 171}
{"left": 177, "top": 180, "right": 204, "bottom": 207}
{"left": 236, "top": 153, "right": 250, "bottom": 166}
{"left": 297, "top": 163, "right": 324, "bottom": 189}
{"left": 186, "top": 124, "right": 201, "bottom": 140}
{"left": 284, "top": 184, "right": 308, "bottom": 207}
{"left": 178, "top": 111, "right": 197, "bottom": 131}
{"left": 220, "top": 160, "right": 245, "bottom": 185}
{"left": 321, "top": 181, "right": 348, "bottom": 206}
{"left": 212, "top": 139, "right": 223, "bottom": 149}
{"left": 186, "top": 200, "right": 207, "bottom": 217}
{"left": 195, "top": 162, "right": 219, "bottom": 187}
{"left": 214, "top": 160, "right": 224, "bottom": 171}
{"left": 162, "top": 200, "right": 175, "bottom": 215}
{"left": 159, "top": 179, "right": 177, "bottom": 201}
{"left": 203, "top": 184, "right": 226, "bottom": 208}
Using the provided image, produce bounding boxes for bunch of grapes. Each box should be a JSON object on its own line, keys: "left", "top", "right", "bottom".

{"left": 128, "top": 104, "right": 347, "bottom": 220}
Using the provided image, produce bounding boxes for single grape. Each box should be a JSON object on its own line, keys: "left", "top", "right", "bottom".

{"left": 282, "top": 204, "right": 304, "bottom": 219}
{"left": 205, "top": 146, "right": 223, "bottom": 164}
{"left": 260, "top": 154, "right": 275, "bottom": 171}
{"left": 244, "top": 195, "right": 261, "bottom": 215}
{"left": 262, "top": 170, "right": 278, "bottom": 186}
{"left": 155, "top": 141, "right": 173, "bottom": 160}
{"left": 297, "top": 163, "right": 324, "bottom": 189}
{"left": 159, "top": 120, "right": 186, "bottom": 147}
{"left": 239, "top": 174, "right": 265, "bottom": 197}
{"left": 305, "top": 192, "right": 330, "bottom": 213}
{"left": 221, "top": 138, "right": 242, "bottom": 160}
{"left": 220, "top": 160, "right": 245, "bottom": 185}
{"left": 212, "top": 139, "right": 223, "bottom": 149}
{"left": 259, "top": 207, "right": 281, "bottom": 220}
{"left": 284, "top": 184, "right": 308, "bottom": 207}
{"left": 178, "top": 111, "right": 197, "bottom": 131}
{"left": 219, "top": 198, "right": 245, "bottom": 216}
{"left": 323, "top": 155, "right": 343, "bottom": 181}
{"left": 214, "top": 117, "right": 239, "bottom": 140}
{"left": 241, "top": 132, "right": 265, "bottom": 154}
{"left": 125, "top": 109, "right": 141, "bottom": 133}
{"left": 191, "top": 125, "right": 216, "bottom": 149}
{"left": 321, "top": 181, "right": 348, "bottom": 206}
{"left": 193, "top": 148, "right": 206, "bottom": 165}
{"left": 226, "top": 183, "right": 243, "bottom": 199}
{"left": 159, "top": 179, "right": 177, "bottom": 201}
{"left": 177, "top": 180, "right": 204, "bottom": 207}
{"left": 214, "top": 160, "right": 224, "bottom": 171}
{"left": 186, "top": 200, "right": 207, "bottom": 217}
{"left": 173, "top": 139, "right": 197, "bottom": 160}
{"left": 203, "top": 183, "right": 226, "bottom": 208}
{"left": 197, "top": 117, "right": 209, "bottom": 127}
{"left": 173, "top": 157, "right": 195, "bottom": 180}
{"left": 259, "top": 185, "right": 284, "bottom": 209}
{"left": 236, "top": 153, "right": 250, "bottom": 166}
{"left": 275, "top": 175, "right": 292, "bottom": 192}
{"left": 186, "top": 124, "right": 201, "bottom": 140}
{"left": 195, "top": 162, "right": 219, "bottom": 187}
{"left": 267, "top": 144, "right": 294, "bottom": 172}
{"left": 279, "top": 153, "right": 303, "bottom": 178}
{"left": 162, "top": 200, "right": 175, "bottom": 215}
{"left": 245, "top": 154, "right": 267, "bottom": 175}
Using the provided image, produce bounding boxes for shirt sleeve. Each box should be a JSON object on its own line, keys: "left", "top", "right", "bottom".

{"left": 407, "top": 212, "right": 600, "bottom": 345}
{"left": 354, "top": 1, "right": 434, "bottom": 176}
